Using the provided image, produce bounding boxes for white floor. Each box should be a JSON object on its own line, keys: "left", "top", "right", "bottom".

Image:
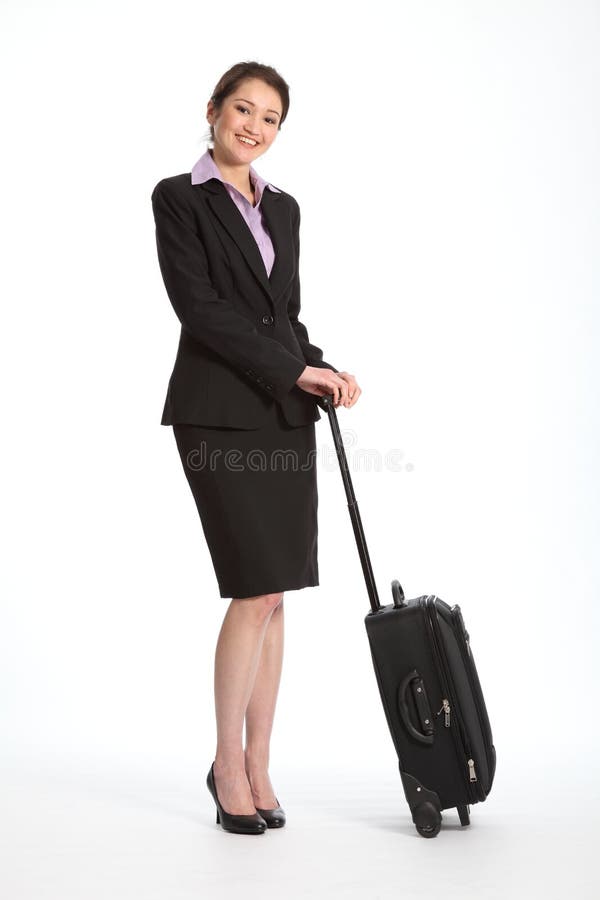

{"left": 1, "top": 751, "right": 597, "bottom": 900}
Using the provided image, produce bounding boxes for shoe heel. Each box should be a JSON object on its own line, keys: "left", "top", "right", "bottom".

{"left": 216, "top": 810, "right": 220, "bottom": 824}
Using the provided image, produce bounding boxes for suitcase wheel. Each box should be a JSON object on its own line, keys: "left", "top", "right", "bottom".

{"left": 414, "top": 801, "right": 442, "bottom": 838}
{"left": 400, "top": 769, "right": 443, "bottom": 838}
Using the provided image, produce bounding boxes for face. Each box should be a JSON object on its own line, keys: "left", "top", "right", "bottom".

{"left": 207, "top": 78, "right": 283, "bottom": 165}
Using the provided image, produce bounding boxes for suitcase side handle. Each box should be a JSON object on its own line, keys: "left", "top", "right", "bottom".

{"left": 398, "top": 669, "right": 435, "bottom": 745}
{"left": 315, "top": 393, "right": 381, "bottom": 612}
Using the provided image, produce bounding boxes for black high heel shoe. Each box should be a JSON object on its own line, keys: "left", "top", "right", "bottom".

{"left": 254, "top": 799, "right": 286, "bottom": 828}
{"left": 206, "top": 763, "right": 267, "bottom": 835}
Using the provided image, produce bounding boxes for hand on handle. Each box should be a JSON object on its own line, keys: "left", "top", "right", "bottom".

{"left": 296, "top": 366, "right": 362, "bottom": 408}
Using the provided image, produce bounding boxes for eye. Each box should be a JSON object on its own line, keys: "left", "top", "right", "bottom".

{"left": 236, "top": 104, "right": 277, "bottom": 125}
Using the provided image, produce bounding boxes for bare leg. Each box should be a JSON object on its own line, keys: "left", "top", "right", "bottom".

{"left": 212, "top": 592, "right": 283, "bottom": 815}
{"left": 244, "top": 598, "right": 284, "bottom": 808}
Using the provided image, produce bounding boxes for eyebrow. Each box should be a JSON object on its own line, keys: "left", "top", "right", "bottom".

{"left": 233, "top": 98, "right": 281, "bottom": 118}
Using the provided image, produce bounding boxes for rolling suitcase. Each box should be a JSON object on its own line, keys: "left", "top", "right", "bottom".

{"left": 316, "top": 394, "right": 497, "bottom": 838}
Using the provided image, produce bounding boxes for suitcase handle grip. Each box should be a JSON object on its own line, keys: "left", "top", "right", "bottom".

{"left": 398, "top": 669, "right": 434, "bottom": 745}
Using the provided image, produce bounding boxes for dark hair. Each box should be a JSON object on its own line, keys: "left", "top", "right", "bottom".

{"left": 206, "top": 60, "right": 290, "bottom": 142}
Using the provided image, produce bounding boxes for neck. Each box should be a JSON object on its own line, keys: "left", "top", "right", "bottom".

{"left": 210, "top": 146, "right": 254, "bottom": 195}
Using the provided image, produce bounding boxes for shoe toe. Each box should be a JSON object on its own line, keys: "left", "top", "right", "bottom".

{"left": 255, "top": 803, "right": 286, "bottom": 827}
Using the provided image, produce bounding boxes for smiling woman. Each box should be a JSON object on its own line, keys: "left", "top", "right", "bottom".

{"left": 205, "top": 75, "right": 285, "bottom": 201}
{"left": 151, "top": 59, "right": 360, "bottom": 837}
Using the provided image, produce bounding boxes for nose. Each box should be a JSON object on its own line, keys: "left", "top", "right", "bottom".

{"left": 243, "top": 115, "right": 260, "bottom": 135}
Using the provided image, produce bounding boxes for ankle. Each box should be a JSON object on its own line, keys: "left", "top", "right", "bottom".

{"left": 244, "top": 748, "right": 269, "bottom": 771}
{"left": 214, "top": 753, "right": 246, "bottom": 774}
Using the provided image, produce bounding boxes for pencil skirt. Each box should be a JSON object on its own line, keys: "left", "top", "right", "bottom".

{"left": 171, "top": 399, "right": 319, "bottom": 599}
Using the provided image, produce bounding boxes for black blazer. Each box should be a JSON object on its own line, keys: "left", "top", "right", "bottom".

{"left": 151, "top": 173, "right": 338, "bottom": 428}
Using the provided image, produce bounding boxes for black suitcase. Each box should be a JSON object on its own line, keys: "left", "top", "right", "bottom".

{"left": 316, "top": 394, "right": 497, "bottom": 838}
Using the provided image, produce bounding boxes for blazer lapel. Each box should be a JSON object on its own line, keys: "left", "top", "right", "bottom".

{"left": 260, "top": 188, "right": 292, "bottom": 302}
{"left": 197, "top": 180, "right": 293, "bottom": 309}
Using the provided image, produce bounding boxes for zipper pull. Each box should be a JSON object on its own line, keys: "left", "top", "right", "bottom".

{"left": 436, "top": 699, "right": 451, "bottom": 727}
{"left": 467, "top": 758, "right": 477, "bottom": 782}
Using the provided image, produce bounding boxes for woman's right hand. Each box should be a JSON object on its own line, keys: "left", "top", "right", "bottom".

{"left": 296, "top": 366, "right": 352, "bottom": 407}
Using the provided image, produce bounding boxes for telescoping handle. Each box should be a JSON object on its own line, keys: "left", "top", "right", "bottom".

{"left": 316, "top": 394, "right": 382, "bottom": 613}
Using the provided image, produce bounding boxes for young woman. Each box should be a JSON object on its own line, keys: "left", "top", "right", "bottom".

{"left": 151, "top": 61, "right": 361, "bottom": 835}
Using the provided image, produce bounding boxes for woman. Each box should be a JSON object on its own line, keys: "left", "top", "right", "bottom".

{"left": 151, "top": 61, "right": 361, "bottom": 835}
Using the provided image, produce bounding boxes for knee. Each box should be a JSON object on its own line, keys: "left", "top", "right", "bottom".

{"left": 233, "top": 591, "right": 283, "bottom": 616}
{"left": 256, "top": 592, "right": 284, "bottom": 615}
{"left": 268, "top": 592, "right": 284, "bottom": 613}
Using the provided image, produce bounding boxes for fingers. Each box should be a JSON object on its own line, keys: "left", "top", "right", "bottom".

{"left": 317, "top": 373, "right": 345, "bottom": 405}
{"left": 345, "top": 382, "right": 361, "bottom": 408}
{"left": 331, "top": 373, "right": 361, "bottom": 408}
{"left": 332, "top": 375, "right": 349, "bottom": 407}
{"left": 313, "top": 369, "right": 361, "bottom": 408}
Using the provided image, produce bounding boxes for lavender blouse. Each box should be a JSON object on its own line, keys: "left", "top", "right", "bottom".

{"left": 191, "top": 148, "right": 281, "bottom": 276}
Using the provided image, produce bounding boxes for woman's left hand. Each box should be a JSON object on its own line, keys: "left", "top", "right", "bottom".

{"left": 334, "top": 372, "right": 361, "bottom": 408}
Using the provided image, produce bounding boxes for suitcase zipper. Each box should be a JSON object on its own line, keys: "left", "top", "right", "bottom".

{"left": 421, "top": 597, "right": 478, "bottom": 802}
{"left": 436, "top": 698, "right": 451, "bottom": 727}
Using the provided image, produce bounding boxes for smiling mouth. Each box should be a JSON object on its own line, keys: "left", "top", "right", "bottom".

{"left": 235, "top": 134, "right": 259, "bottom": 146}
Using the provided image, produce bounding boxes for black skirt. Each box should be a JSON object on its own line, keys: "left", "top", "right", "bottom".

{"left": 172, "top": 400, "right": 319, "bottom": 599}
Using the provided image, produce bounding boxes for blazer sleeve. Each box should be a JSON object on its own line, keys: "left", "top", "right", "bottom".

{"left": 151, "top": 181, "right": 307, "bottom": 404}
{"left": 288, "top": 198, "right": 339, "bottom": 374}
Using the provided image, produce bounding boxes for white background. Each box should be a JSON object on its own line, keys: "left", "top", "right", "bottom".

{"left": 1, "top": 1, "right": 599, "bottom": 897}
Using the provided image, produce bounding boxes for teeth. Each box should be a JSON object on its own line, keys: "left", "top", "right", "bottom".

{"left": 236, "top": 135, "right": 257, "bottom": 145}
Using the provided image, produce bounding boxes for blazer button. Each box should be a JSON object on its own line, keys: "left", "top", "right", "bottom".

{"left": 246, "top": 369, "right": 256, "bottom": 376}
{"left": 265, "top": 384, "right": 273, "bottom": 391}
{"left": 262, "top": 314, "right": 274, "bottom": 326}
{"left": 256, "top": 375, "right": 264, "bottom": 384}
